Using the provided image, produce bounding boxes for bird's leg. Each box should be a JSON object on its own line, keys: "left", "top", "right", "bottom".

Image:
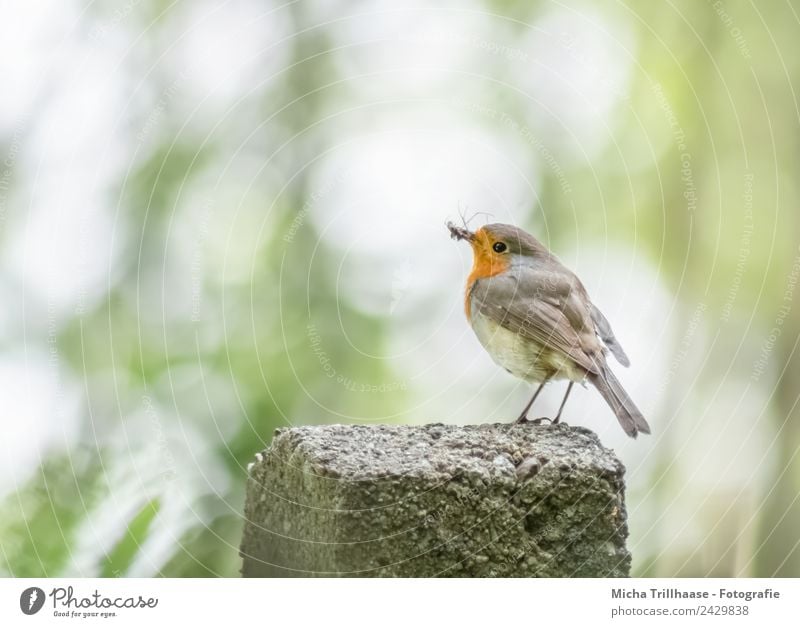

{"left": 515, "top": 375, "right": 552, "bottom": 423}
{"left": 552, "top": 381, "right": 574, "bottom": 424}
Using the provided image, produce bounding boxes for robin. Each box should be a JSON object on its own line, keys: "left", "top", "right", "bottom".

{"left": 447, "top": 220, "right": 651, "bottom": 438}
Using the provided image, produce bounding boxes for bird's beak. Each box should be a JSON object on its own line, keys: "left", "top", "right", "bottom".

{"left": 446, "top": 221, "right": 475, "bottom": 243}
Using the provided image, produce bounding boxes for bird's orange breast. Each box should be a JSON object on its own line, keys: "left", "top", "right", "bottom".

{"left": 464, "top": 242, "right": 510, "bottom": 320}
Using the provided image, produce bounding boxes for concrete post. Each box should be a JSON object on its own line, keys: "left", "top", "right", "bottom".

{"left": 241, "top": 423, "right": 630, "bottom": 577}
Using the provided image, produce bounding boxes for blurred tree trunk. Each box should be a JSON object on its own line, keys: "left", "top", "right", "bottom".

{"left": 756, "top": 258, "right": 800, "bottom": 577}
{"left": 753, "top": 4, "right": 800, "bottom": 573}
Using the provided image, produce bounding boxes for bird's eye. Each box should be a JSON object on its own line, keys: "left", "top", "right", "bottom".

{"left": 492, "top": 242, "right": 507, "bottom": 253}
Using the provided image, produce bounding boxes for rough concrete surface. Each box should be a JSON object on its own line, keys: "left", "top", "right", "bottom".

{"left": 240, "top": 423, "right": 630, "bottom": 577}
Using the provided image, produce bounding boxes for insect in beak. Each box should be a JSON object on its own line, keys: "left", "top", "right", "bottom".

{"left": 446, "top": 221, "right": 475, "bottom": 242}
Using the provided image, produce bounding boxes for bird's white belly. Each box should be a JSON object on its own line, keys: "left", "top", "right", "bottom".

{"left": 470, "top": 309, "right": 584, "bottom": 383}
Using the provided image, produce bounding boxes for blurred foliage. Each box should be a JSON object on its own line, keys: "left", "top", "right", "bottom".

{"left": 0, "top": 453, "right": 105, "bottom": 577}
{"left": 101, "top": 499, "right": 160, "bottom": 577}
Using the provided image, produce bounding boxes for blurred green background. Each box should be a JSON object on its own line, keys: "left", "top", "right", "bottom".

{"left": 1, "top": 0, "right": 799, "bottom": 577}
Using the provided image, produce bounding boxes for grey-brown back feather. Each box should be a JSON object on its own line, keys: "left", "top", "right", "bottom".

{"left": 590, "top": 303, "right": 630, "bottom": 367}
{"left": 470, "top": 270, "right": 601, "bottom": 375}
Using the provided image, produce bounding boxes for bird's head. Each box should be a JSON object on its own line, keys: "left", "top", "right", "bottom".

{"left": 447, "top": 221, "right": 549, "bottom": 277}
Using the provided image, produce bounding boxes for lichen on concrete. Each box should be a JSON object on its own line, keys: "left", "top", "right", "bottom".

{"left": 240, "top": 423, "right": 630, "bottom": 577}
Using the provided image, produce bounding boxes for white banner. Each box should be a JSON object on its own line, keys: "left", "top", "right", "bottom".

{"left": 0, "top": 578, "right": 797, "bottom": 626}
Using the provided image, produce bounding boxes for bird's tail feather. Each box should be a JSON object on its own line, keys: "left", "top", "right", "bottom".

{"left": 588, "top": 366, "right": 651, "bottom": 438}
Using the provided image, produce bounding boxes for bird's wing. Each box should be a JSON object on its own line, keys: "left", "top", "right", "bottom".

{"left": 589, "top": 302, "right": 630, "bottom": 367}
{"left": 471, "top": 271, "right": 601, "bottom": 375}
